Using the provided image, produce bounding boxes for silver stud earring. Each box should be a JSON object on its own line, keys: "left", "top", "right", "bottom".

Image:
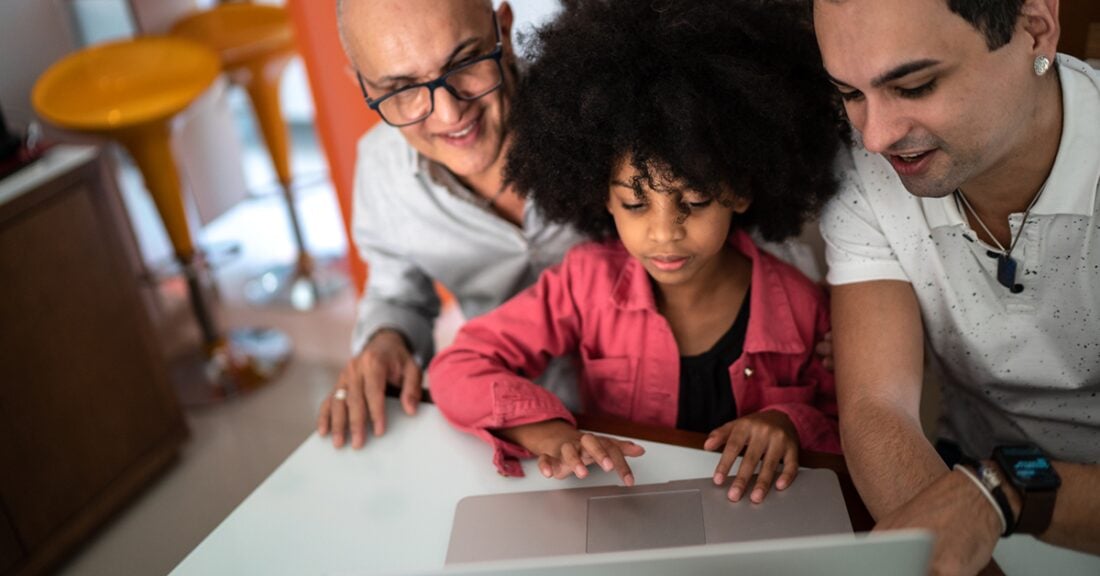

{"left": 1033, "top": 55, "right": 1051, "bottom": 77}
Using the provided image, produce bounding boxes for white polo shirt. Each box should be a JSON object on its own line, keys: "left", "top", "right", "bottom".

{"left": 822, "top": 54, "right": 1100, "bottom": 464}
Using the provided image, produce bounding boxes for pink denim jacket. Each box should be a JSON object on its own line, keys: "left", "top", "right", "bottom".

{"left": 429, "top": 229, "right": 840, "bottom": 476}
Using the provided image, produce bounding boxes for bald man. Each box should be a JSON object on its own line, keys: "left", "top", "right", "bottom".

{"left": 316, "top": 0, "right": 584, "bottom": 449}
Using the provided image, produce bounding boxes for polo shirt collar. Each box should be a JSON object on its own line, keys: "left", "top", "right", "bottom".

{"left": 1032, "top": 55, "right": 1100, "bottom": 218}
{"left": 911, "top": 55, "right": 1100, "bottom": 230}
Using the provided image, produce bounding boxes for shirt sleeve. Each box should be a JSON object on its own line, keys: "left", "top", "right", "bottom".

{"left": 821, "top": 149, "right": 911, "bottom": 286}
{"left": 428, "top": 254, "right": 585, "bottom": 477}
{"left": 764, "top": 299, "right": 841, "bottom": 454}
{"left": 348, "top": 140, "right": 440, "bottom": 364}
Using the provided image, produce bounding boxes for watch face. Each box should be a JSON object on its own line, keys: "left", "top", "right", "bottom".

{"left": 994, "top": 445, "right": 1062, "bottom": 491}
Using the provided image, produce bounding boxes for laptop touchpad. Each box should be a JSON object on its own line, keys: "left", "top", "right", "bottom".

{"left": 586, "top": 489, "right": 705, "bottom": 553}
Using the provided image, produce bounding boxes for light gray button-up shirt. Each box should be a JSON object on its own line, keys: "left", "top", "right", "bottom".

{"left": 349, "top": 124, "right": 585, "bottom": 368}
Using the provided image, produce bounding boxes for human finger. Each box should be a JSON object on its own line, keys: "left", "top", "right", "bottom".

{"left": 580, "top": 434, "right": 613, "bottom": 472}
{"left": 776, "top": 443, "right": 800, "bottom": 491}
{"left": 750, "top": 437, "right": 786, "bottom": 503}
{"left": 399, "top": 357, "right": 423, "bottom": 416}
{"left": 615, "top": 439, "right": 646, "bottom": 458}
{"left": 729, "top": 438, "right": 765, "bottom": 502}
{"left": 344, "top": 368, "right": 370, "bottom": 449}
{"left": 713, "top": 427, "right": 748, "bottom": 485}
{"left": 703, "top": 423, "right": 732, "bottom": 452}
{"left": 362, "top": 356, "right": 388, "bottom": 438}
{"left": 604, "top": 440, "right": 636, "bottom": 486}
{"left": 537, "top": 454, "right": 555, "bottom": 478}
{"left": 330, "top": 383, "right": 349, "bottom": 449}
{"left": 560, "top": 442, "right": 588, "bottom": 479}
{"left": 816, "top": 332, "right": 834, "bottom": 370}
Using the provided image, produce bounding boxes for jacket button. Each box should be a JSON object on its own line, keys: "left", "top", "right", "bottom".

{"left": 744, "top": 367, "right": 754, "bottom": 378}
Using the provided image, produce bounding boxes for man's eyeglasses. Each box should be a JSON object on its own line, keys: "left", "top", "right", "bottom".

{"left": 357, "top": 13, "right": 504, "bottom": 128}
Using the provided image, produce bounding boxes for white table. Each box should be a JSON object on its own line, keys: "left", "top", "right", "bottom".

{"left": 170, "top": 400, "right": 1100, "bottom": 575}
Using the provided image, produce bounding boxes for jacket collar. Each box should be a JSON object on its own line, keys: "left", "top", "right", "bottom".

{"left": 610, "top": 229, "right": 807, "bottom": 355}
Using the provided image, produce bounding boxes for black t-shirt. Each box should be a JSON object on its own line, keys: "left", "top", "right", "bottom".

{"left": 675, "top": 289, "right": 751, "bottom": 433}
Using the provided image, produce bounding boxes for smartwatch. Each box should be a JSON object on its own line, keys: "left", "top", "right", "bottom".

{"left": 992, "top": 443, "right": 1061, "bottom": 535}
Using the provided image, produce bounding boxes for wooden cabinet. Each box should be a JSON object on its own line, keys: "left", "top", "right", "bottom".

{"left": 0, "top": 146, "right": 187, "bottom": 575}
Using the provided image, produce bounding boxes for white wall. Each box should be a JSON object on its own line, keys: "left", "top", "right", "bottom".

{"left": 0, "top": 0, "right": 79, "bottom": 131}
{"left": 503, "top": 0, "right": 563, "bottom": 58}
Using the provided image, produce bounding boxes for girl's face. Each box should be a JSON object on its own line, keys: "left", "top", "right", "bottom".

{"left": 607, "top": 158, "right": 750, "bottom": 290}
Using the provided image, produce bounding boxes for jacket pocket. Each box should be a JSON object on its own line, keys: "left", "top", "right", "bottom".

{"left": 759, "top": 382, "right": 816, "bottom": 407}
{"left": 581, "top": 356, "right": 637, "bottom": 419}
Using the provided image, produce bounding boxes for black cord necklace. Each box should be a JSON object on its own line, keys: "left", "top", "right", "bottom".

{"left": 954, "top": 185, "right": 1045, "bottom": 294}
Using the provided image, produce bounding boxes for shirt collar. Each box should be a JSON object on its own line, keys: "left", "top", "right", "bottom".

{"left": 610, "top": 229, "right": 806, "bottom": 355}
{"left": 1032, "top": 55, "right": 1100, "bottom": 218}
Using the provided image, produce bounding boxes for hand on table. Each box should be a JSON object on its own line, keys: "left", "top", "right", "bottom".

{"left": 705, "top": 410, "right": 800, "bottom": 503}
{"left": 874, "top": 469, "right": 1003, "bottom": 576}
{"left": 316, "top": 329, "right": 422, "bottom": 449}
{"left": 503, "top": 420, "right": 646, "bottom": 486}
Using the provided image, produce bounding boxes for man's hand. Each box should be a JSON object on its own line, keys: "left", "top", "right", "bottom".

{"left": 706, "top": 410, "right": 800, "bottom": 503}
{"left": 500, "top": 420, "right": 646, "bottom": 486}
{"left": 316, "top": 329, "right": 422, "bottom": 449}
{"left": 875, "top": 469, "right": 1002, "bottom": 576}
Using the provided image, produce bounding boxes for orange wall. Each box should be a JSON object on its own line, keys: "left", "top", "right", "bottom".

{"left": 287, "top": 0, "right": 376, "bottom": 294}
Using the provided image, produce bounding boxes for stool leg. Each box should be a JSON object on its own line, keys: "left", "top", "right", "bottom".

{"left": 121, "top": 127, "right": 293, "bottom": 405}
{"left": 242, "top": 62, "right": 347, "bottom": 310}
{"left": 120, "top": 128, "right": 221, "bottom": 347}
{"left": 245, "top": 66, "right": 312, "bottom": 271}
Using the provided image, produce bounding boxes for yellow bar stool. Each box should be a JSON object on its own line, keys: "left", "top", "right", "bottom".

{"left": 32, "top": 36, "right": 292, "bottom": 404}
{"left": 172, "top": 3, "right": 348, "bottom": 311}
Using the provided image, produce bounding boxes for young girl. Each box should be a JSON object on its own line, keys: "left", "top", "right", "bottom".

{"left": 430, "top": 0, "right": 844, "bottom": 504}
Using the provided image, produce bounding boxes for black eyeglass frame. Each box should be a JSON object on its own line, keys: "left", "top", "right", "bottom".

{"left": 357, "top": 13, "right": 504, "bottom": 128}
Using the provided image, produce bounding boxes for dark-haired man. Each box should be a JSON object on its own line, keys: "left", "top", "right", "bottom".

{"left": 814, "top": 0, "right": 1100, "bottom": 573}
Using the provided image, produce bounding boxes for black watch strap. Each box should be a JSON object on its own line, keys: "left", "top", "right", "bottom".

{"left": 1015, "top": 485, "right": 1057, "bottom": 535}
{"left": 960, "top": 457, "right": 1016, "bottom": 537}
{"left": 992, "top": 444, "right": 1061, "bottom": 536}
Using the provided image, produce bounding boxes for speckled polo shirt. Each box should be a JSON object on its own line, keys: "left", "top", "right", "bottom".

{"left": 822, "top": 54, "right": 1100, "bottom": 463}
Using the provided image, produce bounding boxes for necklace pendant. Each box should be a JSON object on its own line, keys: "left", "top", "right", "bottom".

{"left": 996, "top": 255, "right": 1023, "bottom": 293}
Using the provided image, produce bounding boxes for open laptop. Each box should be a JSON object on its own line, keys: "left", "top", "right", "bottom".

{"left": 395, "top": 531, "right": 933, "bottom": 576}
{"left": 446, "top": 468, "right": 852, "bottom": 564}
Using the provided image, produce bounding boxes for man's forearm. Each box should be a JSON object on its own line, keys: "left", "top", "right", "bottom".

{"left": 842, "top": 398, "right": 948, "bottom": 520}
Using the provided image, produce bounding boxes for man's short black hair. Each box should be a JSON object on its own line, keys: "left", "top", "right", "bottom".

{"left": 812, "top": 0, "right": 1026, "bottom": 51}
{"left": 947, "top": 0, "right": 1027, "bottom": 50}
{"left": 506, "top": 0, "right": 845, "bottom": 242}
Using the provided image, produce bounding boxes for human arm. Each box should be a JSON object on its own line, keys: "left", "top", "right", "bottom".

{"left": 874, "top": 459, "right": 1100, "bottom": 575}
{"left": 832, "top": 280, "right": 945, "bottom": 517}
{"left": 428, "top": 257, "right": 587, "bottom": 476}
{"left": 750, "top": 277, "right": 840, "bottom": 455}
{"left": 317, "top": 140, "right": 441, "bottom": 448}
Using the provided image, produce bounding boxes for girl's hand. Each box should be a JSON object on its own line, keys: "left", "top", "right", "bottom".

{"left": 499, "top": 420, "right": 646, "bottom": 486}
{"left": 704, "top": 410, "right": 800, "bottom": 503}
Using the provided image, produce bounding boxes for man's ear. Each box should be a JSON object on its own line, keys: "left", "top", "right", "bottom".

{"left": 497, "top": 1, "right": 516, "bottom": 57}
{"left": 1020, "top": 0, "right": 1060, "bottom": 57}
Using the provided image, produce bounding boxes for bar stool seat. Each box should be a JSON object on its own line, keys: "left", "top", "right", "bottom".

{"left": 173, "top": 4, "right": 347, "bottom": 311}
{"left": 33, "top": 36, "right": 292, "bottom": 405}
